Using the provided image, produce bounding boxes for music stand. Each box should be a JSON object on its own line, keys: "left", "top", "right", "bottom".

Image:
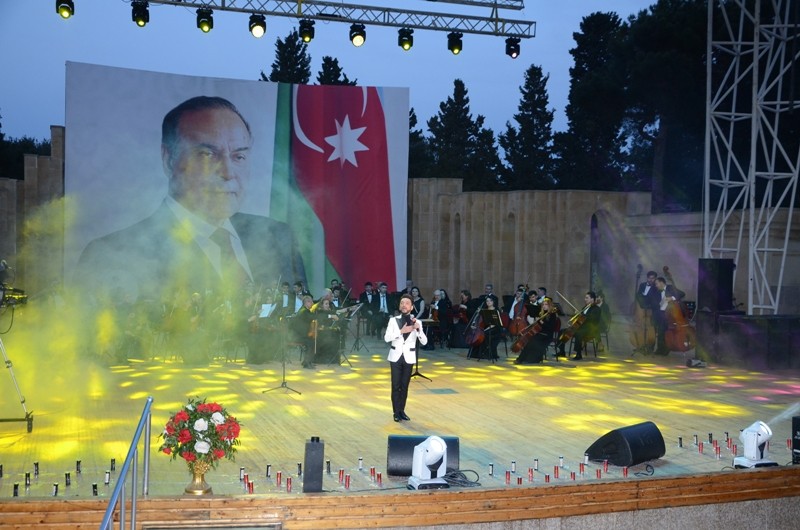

{"left": 478, "top": 309, "right": 503, "bottom": 363}
{"left": 0, "top": 335, "right": 34, "bottom": 431}
{"left": 348, "top": 303, "right": 368, "bottom": 354}
{"left": 263, "top": 321, "right": 301, "bottom": 395}
{"left": 411, "top": 333, "right": 432, "bottom": 382}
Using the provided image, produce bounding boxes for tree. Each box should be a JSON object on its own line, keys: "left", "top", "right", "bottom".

{"left": 469, "top": 117, "right": 504, "bottom": 191}
{"left": 408, "top": 108, "right": 434, "bottom": 179}
{"left": 427, "top": 80, "right": 500, "bottom": 191}
{"left": 554, "top": 12, "right": 628, "bottom": 191}
{"left": 0, "top": 111, "right": 50, "bottom": 180}
{"left": 316, "top": 56, "right": 357, "bottom": 86}
{"left": 623, "top": 0, "right": 708, "bottom": 211}
{"left": 261, "top": 29, "right": 311, "bottom": 84}
{"left": 498, "top": 64, "right": 555, "bottom": 190}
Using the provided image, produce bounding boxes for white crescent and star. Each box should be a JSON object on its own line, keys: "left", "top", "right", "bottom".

{"left": 292, "top": 86, "right": 371, "bottom": 168}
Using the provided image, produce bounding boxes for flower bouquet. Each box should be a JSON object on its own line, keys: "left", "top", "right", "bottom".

{"left": 158, "top": 397, "right": 241, "bottom": 494}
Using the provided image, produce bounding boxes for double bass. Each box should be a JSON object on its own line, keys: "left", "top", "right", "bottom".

{"left": 507, "top": 294, "right": 528, "bottom": 336}
{"left": 662, "top": 266, "right": 696, "bottom": 353}
{"left": 629, "top": 265, "right": 656, "bottom": 354}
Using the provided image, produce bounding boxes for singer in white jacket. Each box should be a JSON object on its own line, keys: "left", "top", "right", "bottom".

{"left": 385, "top": 294, "right": 428, "bottom": 422}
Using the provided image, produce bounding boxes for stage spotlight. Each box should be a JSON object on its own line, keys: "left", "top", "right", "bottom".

{"left": 398, "top": 28, "right": 414, "bottom": 51}
{"left": 131, "top": 1, "right": 149, "bottom": 28}
{"left": 196, "top": 8, "right": 213, "bottom": 33}
{"left": 299, "top": 19, "right": 315, "bottom": 43}
{"left": 505, "top": 37, "right": 520, "bottom": 59}
{"left": 408, "top": 436, "right": 449, "bottom": 490}
{"left": 56, "top": 0, "right": 74, "bottom": 19}
{"left": 350, "top": 23, "right": 366, "bottom": 47}
{"left": 447, "top": 32, "right": 463, "bottom": 55}
{"left": 249, "top": 14, "right": 266, "bottom": 38}
{"left": 734, "top": 420, "right": 778, "bottom": 468}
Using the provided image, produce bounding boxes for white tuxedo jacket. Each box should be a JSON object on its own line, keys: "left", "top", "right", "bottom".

{"left": 384, "top": 315, "right": 428, "bottom": 364}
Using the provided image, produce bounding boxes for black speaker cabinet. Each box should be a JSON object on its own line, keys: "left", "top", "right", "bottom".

{"left": 697, "top": 258, "right": 734, "bottom": 312}
{"left": 386, "top": 435, "right": 460, "bottom": 476}
{"left": 302, "top": 437, "right": 325, "bottom": 493}
{"left": 585, "top": 421, "right": 665, "bottom": 467}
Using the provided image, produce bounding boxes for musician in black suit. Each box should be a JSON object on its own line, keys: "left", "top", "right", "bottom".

{"left": 373, "top": 282, "right": 393, "bottom": 336}
{"left": 75, "top": 96, "right": 306, "bottom": 305}
{"left": 358, "top": 282, "right": 379, "bottom": 335}
{"left": 654, "top": 277, "right": 686, "bottom": 356}
{"left": 636, "top": 270, "right": 661, "bottom": 313}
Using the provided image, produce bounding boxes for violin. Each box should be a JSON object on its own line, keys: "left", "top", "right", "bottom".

{"left": 662, "top": 266, "right": 696, "bottom": 352}
{"left": 511, "top": 307, "right": 557, "bottom": 353}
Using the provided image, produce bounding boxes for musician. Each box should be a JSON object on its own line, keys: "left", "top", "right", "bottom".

{"left": 373, "top": 282, "right": 392, "bottom": 337}
{"left": 358, "top": 282, "right": 379, "bottom": 336}
{"left": 478, "top": 283, "right": 499, "bottom": 307}
{"left": 290, "top": 295, "right": 316, "bottom": 368}
{"left": 451, "top": 289, "right": 481, "bottom": 348}
{"left": 433, "top": 289, "right": 453, "bottom": 346}
{"left": 472, "top": 295, "right": 502, "bottom": 361}
{"left": 384, "top": 294, "right": 428, "bottom": 422}
{"left": 654, "top": 277, "right": 686, "bottom": 356}
{"left": 311, "top": 298, "right": 342, "bottom": 364}
{"left": 636, "top": 271, "right": 661, "bottom": 313}
{"left": 559, "top": 291, "right": 602, "bottom": 361}
{"left": 410, "top": 286, "right": 426, "bottom": 319}
{"left": 514, "top": 297, "right": 558, "bottom": 364}
{"left": 595, "top": 291, "right": 612, "bottom": 352}
{"left": 508, "top": 289, "right": 527, "bottom": 323}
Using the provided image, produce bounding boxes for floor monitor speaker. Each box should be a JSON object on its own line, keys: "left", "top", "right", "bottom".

{"left": 585, "top": 421, "right": 665, "bottom": 467}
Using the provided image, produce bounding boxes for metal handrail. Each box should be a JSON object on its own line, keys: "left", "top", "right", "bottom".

{"left": 100, "top": 396, "right": 153, "bottom": 530}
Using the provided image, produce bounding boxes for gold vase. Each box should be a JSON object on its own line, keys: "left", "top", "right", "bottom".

{"left": 185, "top": 461, "right": 213, "bottom": 495}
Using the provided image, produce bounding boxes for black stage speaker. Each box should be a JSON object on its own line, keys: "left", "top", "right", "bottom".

{"left": 585, "top": 421, "right": 665, "bottom": 467}
{"left": 793, "top": 416, "right": 800, "bottom": 465}
{"left": 302, "top": 436, "right": 325, "bottom": 492}
{"left": 697, "top": 258, "right": 734, "bottom": 312}
{"left": 386, "top": 435, "right": 460, "bottom": 476}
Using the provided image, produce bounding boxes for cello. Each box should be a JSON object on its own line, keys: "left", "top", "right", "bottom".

{"left": 511, "top": 305, "right": 557, "bottom": 353}
{"left": 629, "top": 265, "right": 656, "bottom": 354}
{"left": 662, "top": 266, "right": 696, "bottom": 353}
{"left": 556, "top": 291, "right": 592, "bottom": 345}
{"left": 463, "top": 299, "right": 486, "bottom": 348}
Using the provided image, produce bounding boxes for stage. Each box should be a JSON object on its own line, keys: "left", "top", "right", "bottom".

{"left": 1, "top": 313, "right": 800, "bottom": 527}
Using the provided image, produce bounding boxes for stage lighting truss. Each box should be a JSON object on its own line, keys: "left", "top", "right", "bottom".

{"left": 505, "top": 37, "right": 520, "bottom": 58}
{"left": 56, "top": 0, "right": 74, "bottom": 19}
{"left": 350, "top": 23, "right": 366, "bottom": 47}
{"left": 132, "top": 1, "right": 150, "bottom": 28}
{"left": 196, "top": 7, "right": 213, "bottom": 33}
{"left": 299, "top": 18, "right": 315, "bottom": 43}
{"left": 398, "top": 28, "right": 414, "bottom": 51}
{"left": 447, "top": 32, "right": 463, "bottom": 55}
{"left": 249, "top": 13, "right": 266, "bottom": 38}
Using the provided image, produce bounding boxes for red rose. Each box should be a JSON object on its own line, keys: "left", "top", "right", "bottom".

{"left": 178, "top": 429, "right": 192, "bottom": 443}
{"left": 165, "top": 423, "right": 176, "bottom": 435}
{"left": 162, "top": 447, "right": 172, "bottom": 455}
{"left": 181, "top": 451, "right": 196, "bottom": 462}
{"left": 175, "top": 410, "right": 189, "bottom": 423}
{"left": 208, "top": 403, "right": 223, "bottom": 413}
{"left": 213, "top": 449, "right": 226, "bottom": 459}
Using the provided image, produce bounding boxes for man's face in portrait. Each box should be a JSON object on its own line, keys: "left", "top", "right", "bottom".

{"left": 163, "top": 106, "right": 252, "bottom": 224}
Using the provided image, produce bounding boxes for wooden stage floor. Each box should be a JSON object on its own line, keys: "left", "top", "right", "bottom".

{"left": 1, "top": 314, "right": 799, "bottom": 500}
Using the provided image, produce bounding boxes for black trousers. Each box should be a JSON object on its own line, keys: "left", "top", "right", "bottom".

{"left": 390, "top": 356, "right": 413, "bottom": 415}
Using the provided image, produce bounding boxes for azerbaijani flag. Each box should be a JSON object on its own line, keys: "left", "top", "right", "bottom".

{"left": 270, "top": 83, "right": 408, "bottom": 293}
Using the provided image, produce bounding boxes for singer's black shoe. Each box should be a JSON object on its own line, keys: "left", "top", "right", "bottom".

{"left": 400, "top": 412, "right": 411, "bottom": 421}
{"left": 393, "top": 413, "right": 401, "bottom": 422}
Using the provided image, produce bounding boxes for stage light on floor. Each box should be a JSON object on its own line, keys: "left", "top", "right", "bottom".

{"left": 407, "top": 436, "right": 449, "bottom": 490}
{"left": 505, "top": 37, "right": 520, "bottom": 59}
{"left": 299, "top": 19, "right": 315, "bottom": 43}
{"left": 350, "top": 23, "right": 366, "bottom": 47}
{"left": 398, "top": 28, "right": 414, "bottom": 51}
{"left": 56, "top": 0, "right": 74, "bottom": 19}
{"left": 196, "top": 8, "right": 213, "bottom": 33}
{"left": 249, "top": 14, "right": 266, "bottom": 38}
{"left": 131, "top": 1, "right": 149, "bottom": 28}
{"left": 734, "top": 420, "right": 778, "bottom": 468}
{"left": 447, "top": 32, "right": 463, "bottom": 55}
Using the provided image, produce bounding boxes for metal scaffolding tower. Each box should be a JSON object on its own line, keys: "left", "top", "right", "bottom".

{"left": 704, "top": 0, "right": 799, "bottom": 315}
{"left": 146, "top": 0, "right": 535, "bottom": 38}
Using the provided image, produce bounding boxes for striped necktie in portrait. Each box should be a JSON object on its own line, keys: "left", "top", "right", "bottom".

{"left": 210, "top": 227, "right": 249, "bottom": 291}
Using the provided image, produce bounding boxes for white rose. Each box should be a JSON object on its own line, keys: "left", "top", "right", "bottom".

{"left": 210, "top": 412, "right": 225, "bottom": 425}
{"left": 195, "top": 440, "right": 211, "bottom": 454}
{"left": 194, "top": 418, "right": 208, "bottom": 432}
